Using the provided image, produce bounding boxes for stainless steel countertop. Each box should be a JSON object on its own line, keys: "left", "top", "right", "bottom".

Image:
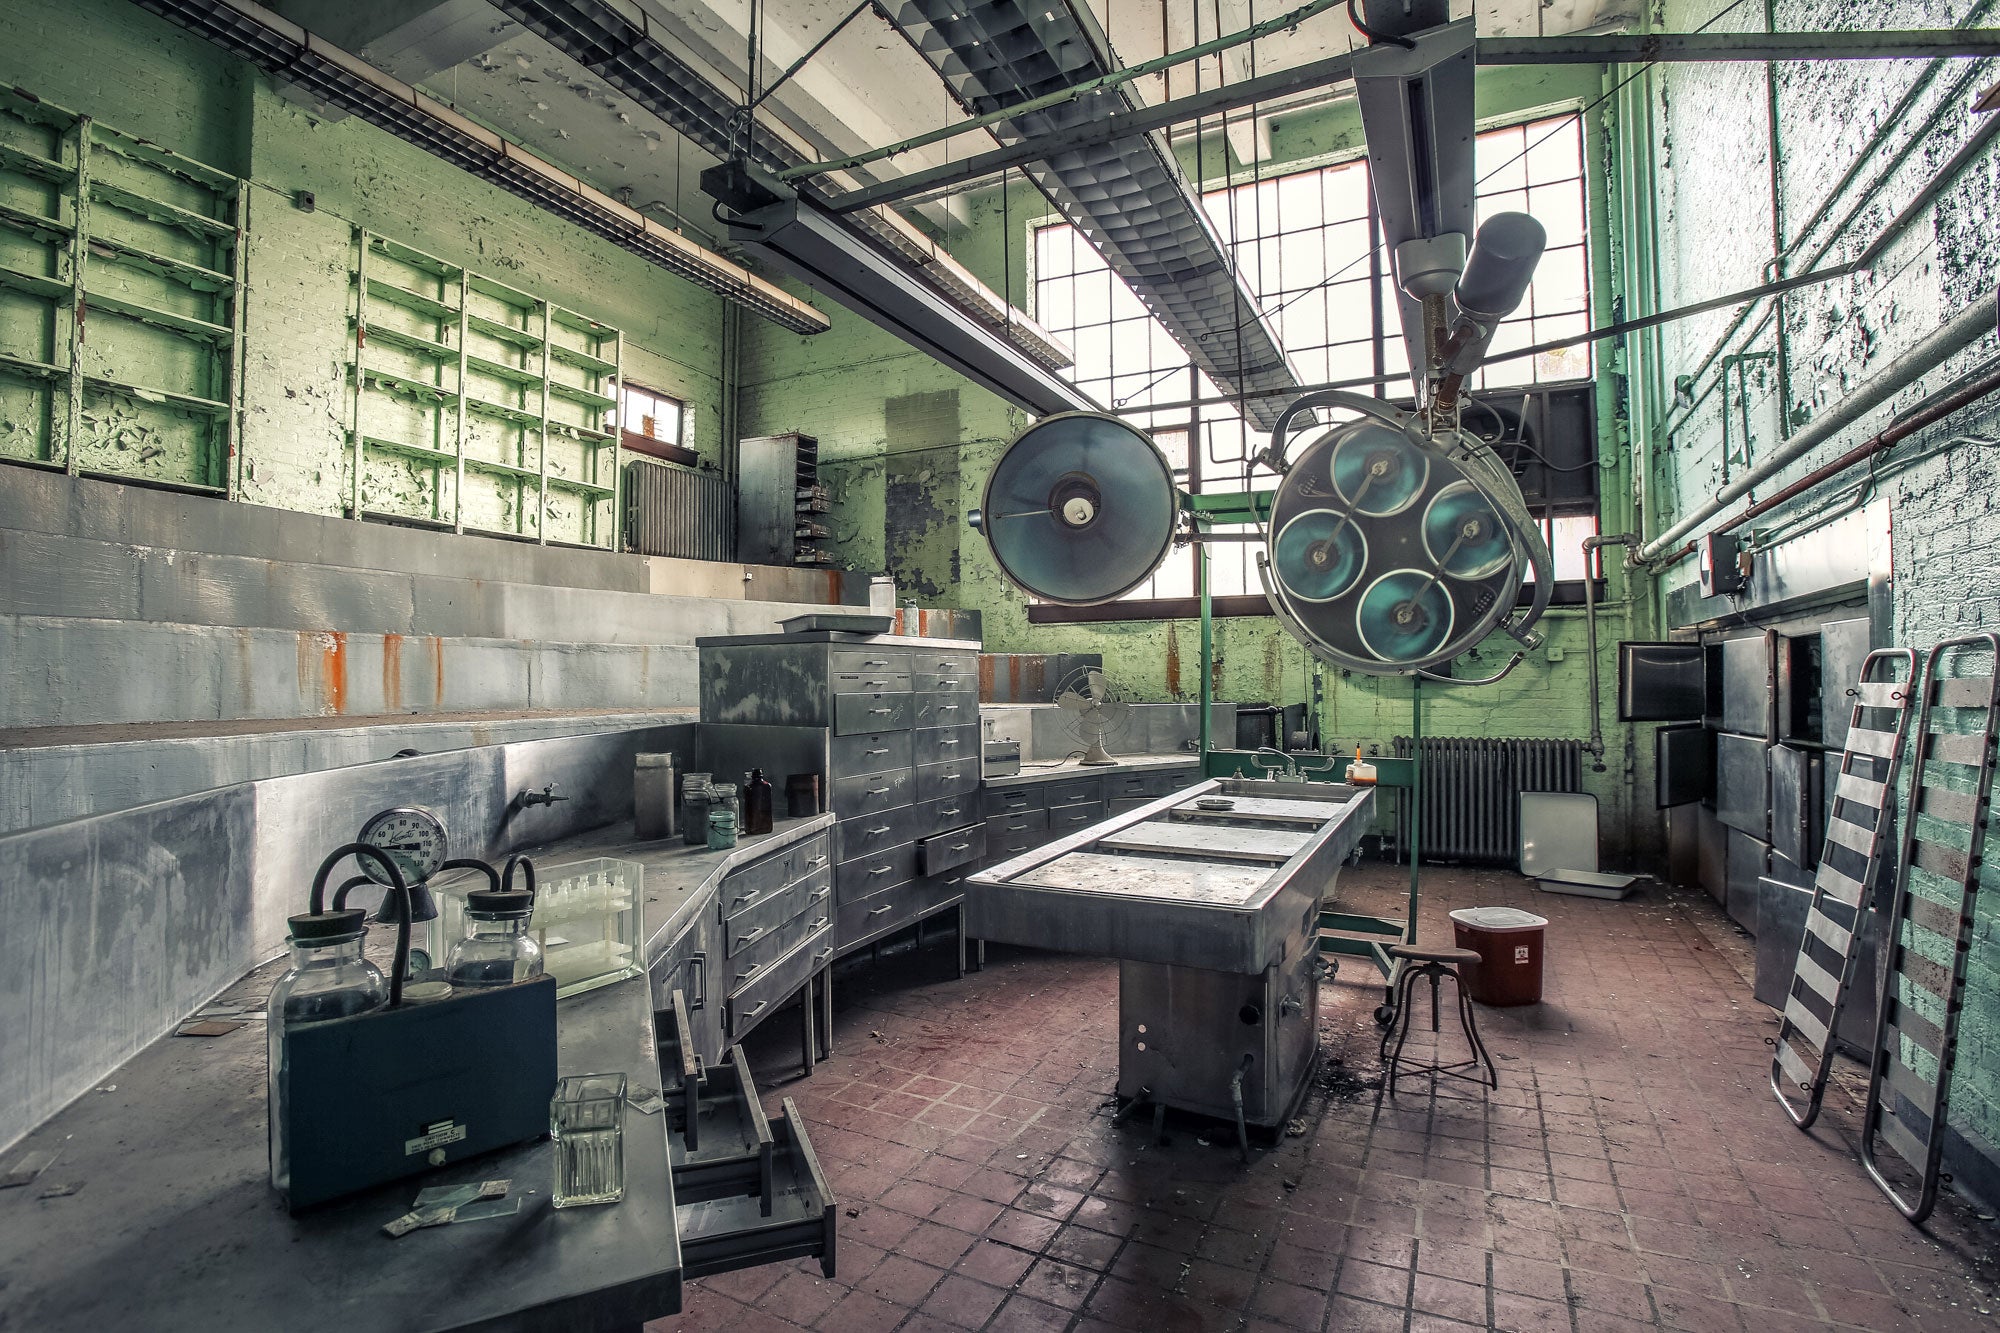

{"left": 500, "top": 814, "right": 836, "bottom": 965}
{"left": 982, "top": 753, "right": 1202, "bottom": 788}
{"left": 0, "top": 956, "right": 683, "bottom": 1331}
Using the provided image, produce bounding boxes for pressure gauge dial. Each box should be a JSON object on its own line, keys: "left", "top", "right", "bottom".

{"left": 357, "top": 806, "right": 449, "bottom": 887}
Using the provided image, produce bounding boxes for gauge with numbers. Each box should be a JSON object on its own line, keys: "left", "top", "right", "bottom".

{"left": 357, "top": 806, "right": 449, "bottom": 887}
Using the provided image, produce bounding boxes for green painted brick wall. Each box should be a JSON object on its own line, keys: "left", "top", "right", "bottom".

{"left": 1645, "top": 0, "right": 2000, "bottom": 1166}
{"left": 7, "top": 0, "right": 735, "bottom": 534}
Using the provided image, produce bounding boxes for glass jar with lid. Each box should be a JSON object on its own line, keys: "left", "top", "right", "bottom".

{"left": 267, "top": 905, "right": 388, "bottom": 1190}
{"left": 444, "top": 889, "right": 545, "bottom": 990}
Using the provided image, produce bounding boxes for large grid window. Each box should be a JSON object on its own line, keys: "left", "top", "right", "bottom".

{"left": 1031, "top": 113, "right": 1595, "bottom": 607}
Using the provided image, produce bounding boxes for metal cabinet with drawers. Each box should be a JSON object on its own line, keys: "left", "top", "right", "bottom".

{"left": 698, "top": 631, "right": 984, "bottom": 967}
{"left": 649, "top": 828, "right": 834, "bottom": 1072}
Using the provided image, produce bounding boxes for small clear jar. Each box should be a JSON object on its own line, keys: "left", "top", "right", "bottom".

{"left": 445, "top": 889, "right": 544, "bottom": 990}
{"left": 268, "top": 907, "right": 388, "bottom": 1191}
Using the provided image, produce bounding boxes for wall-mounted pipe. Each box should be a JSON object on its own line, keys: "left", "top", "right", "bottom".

{"left": 1581, "top": 533, "right": 1641, "bottom": 766}
{"left": 1659, "top": 359, "right": 2000, "bottom": 564}
{"left": 1640, "top": 297, "right": 1996, "bottom": 561}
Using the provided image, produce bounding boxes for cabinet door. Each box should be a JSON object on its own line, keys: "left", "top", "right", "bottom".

{"left": 650, "top": 908, "right": 721, "bottom": 1064}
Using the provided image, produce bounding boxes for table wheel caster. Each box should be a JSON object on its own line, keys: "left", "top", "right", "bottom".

{"left": 1373, "top": 1003, "right": 1397, "bottom": 1027}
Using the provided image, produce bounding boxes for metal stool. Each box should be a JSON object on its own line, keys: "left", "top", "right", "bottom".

{"left": 1379, "top": 943, "right": 1497, "bottom": 1093}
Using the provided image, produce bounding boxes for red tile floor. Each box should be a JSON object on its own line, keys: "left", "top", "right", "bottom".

{"left": 652, "top": 865, "right": 1998, "bottom": 1332}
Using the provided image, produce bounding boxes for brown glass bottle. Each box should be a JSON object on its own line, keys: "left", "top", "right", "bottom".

{"left": 743, "top": 768, "right": 774, "bottom": 835}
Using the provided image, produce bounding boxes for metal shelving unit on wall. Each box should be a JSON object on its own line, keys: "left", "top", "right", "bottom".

{"left": 346, "top": 229, "right": 623, "bottom": 547}
{"left": 0, "top": 87, "right": 247, "bottom": 493}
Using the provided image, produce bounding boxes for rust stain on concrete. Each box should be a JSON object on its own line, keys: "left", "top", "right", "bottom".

{"left": 382, "top": 632, "right": 403, "bottom": 711}
{"left": 1165, "top": 624, "right": 1182, "bottom": 698}
{"left": 322, "top": 631, "right": 348, "bottom": 714}
{"left": 429, "top": 636, "right": 445, "bottom": 709}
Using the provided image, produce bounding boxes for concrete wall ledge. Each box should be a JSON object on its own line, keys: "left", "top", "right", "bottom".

{"left": 0, "top": 708, "right": 693, "bottom": 834}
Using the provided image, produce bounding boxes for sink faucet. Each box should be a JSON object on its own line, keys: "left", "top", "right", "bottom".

{"left": 516, "top": 782, "right": 569, "bottom": 810}
{"left": 1251, "top": 748, "right": 1339, "bottom": 783}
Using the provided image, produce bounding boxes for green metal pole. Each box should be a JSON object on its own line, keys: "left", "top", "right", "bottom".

{"left": 1198, "top": 525, "right": 1213, "bottom": 758}
{"left": 1408, "top": 675, "right": 1422, "bottom": 946}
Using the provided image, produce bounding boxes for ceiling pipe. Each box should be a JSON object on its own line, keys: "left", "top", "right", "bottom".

{"left": 1659, "top": 359, "right": 2000, "bottom": 564}
{"left": 1639, "top": 296, "right": 1997, "bottom": 562}
{"left": 775, "top": 0, "right": 1348, "bottom": 184}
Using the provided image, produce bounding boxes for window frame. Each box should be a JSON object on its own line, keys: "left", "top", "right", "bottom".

{"left": 617, "top": 381, "right": 696, "bottom": 466}
{"left": 1024, "top": 109, "right": 1603, "bottom": 624}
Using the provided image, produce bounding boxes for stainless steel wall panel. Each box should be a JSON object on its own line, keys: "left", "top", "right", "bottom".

{"left": 1720, "top": 634, "right": 1775, "bottom": 738}
{"left": 1821, "top": 617, "right": 1874, "bottom": 753}
{"left": 1726, "top": 827, "right": 1770, "bottom": 930}
{"left": 1715, "top": 732, "right": 1770, "bottom": 837}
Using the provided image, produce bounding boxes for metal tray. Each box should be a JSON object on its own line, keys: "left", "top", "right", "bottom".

{"left": 779, "top": 612, "right": 895, "bottom": 636}
{"left": 1534, "top": 869, "right": 1639, "bottom": 900}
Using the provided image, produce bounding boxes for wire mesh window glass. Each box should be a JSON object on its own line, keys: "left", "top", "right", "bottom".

{"left": 1030, "top": 114, "right": 1594, "bottom": 605}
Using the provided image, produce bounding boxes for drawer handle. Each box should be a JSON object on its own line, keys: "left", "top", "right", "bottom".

{"left": 733, "top": 925, "right": 767, "bottom": 949}
{"left": 743, "top": 999, "right": 770, "bottom": 1018}
{"left": 864, "top": 679, "right": 888, "bottom": 688}
{"left": 941, "top": 739, "right": 960, "bottom": 747}
{"left": 812, "top": 916, "right": 830, "bottom": 932}
{"left": 805, "top": 855, "right": 826, "bottom": 868}
{"left": 735, "top": 963, "right": 761, "bottom": 984}
{"left": 944, "top": 875, "right": 964, "bottom": 887}
{"left": 863, "top": 659, "right": 889, "bottom": 667}
{"left": 939, "top": 704, "right": 960, "bottom": 712}
{"left": 869, "top": 708, "right": 893, "bottom": 716}
{"left": 867, "top": 786, "right": 891, "bottom": 797}
{"left": 948, "top": 842, "right": 970, "bottom": 852}
{"left": 731, "top": 889, "right": 760, "bottom": 908}
{"left": 813, "top": 947, "right": 833, "bottom": 965}
{"left": 867, "top": 824, "right": 891, "bottom": 835}
{"left": 865, "top": 747, "right": 889, "bottom": 757}
{"left": 810, "top": 887, "right": 830, "bottom": 904}
{"left": 940, "top": 806, "right": 962, "bottom": 817}
{"left": 1064, "top": 813, "right": 1088, "bottom": 823}
{"left": 1006, "top": 821, "right": 1027, "bottom": 830}
{"left": 868, "top": 865, "right": 893, "bottom": 877}
{"left": 868, "top": 904, "right": 894, "bottom": 917}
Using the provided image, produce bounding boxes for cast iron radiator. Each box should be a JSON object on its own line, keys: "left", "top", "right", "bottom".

{"left": 1392, "top": 737, "right": 1584, "bottom": 863}
{"left": 625, "top": 459, "right": 735, "bottom": 561}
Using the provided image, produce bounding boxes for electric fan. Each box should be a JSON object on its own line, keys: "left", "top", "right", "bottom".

{"left": 1053, "top": 666, "right": 1132, "bottom": 766}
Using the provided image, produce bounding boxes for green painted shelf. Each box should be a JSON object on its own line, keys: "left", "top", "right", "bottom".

{"left": 87, "top": 234, "right": 232, "bottom": 292}
{"left": 88, "top": 288, "right": 232, "bottom": 343}
{"left": 361, "top": 320, "right": 456, "bottom": 361}
{"left": 90, "top": 179, "right": 235, "bottom": 242}
{"left": 0, "top": 262, "right": 70, "bottom": 302}
{"left": 467, "top": 313, "right": 545, "bottom": 351}
{"left": 0, "top": 199, "right": 72, "bottom": 245}
{"left": 0, "top": 140, "right": 69, "bottom": 185}
{"left": 364, "top": 276, "right": 456, "bottom": 322}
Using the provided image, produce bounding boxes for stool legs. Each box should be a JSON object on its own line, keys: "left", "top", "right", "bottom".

{"left": 1380, "top": 961, "right": 1497, "bottom": 1093}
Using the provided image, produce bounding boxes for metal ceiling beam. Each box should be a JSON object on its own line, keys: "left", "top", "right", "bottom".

{"left": 722, "top": 193, "right": 1099, "bottom": 418}
{"left": 826, "top": 48, "right": 1358, "bottom": 214}
{"left": 1479, "top": 29, "right": 2000, "bottom": 63}
{"left": 827, "top": 28, "right": 2000, "bottom": 213}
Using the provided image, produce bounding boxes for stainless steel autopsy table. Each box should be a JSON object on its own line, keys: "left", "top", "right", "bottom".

{"left": 968, "top": 777, "right": 1374, "bottom": 1140}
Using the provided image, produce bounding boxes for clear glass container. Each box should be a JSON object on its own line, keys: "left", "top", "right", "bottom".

{"left": 551, "top": 1072, "right": 626, "bottom": 1207}
{"left": 444, "top": 890, "right": 544, "bottom": 990}
{"left": 709, "top": 782, "right": 740, "bottom": 826}
{"left": 680, "top": 773, "right": 713, "bottom": 847}
{"left": 425, "top": 858, "right": 644, "bottom": 1001}
{"left": 267, "top": 909, "right": 388, "bottom": 1191}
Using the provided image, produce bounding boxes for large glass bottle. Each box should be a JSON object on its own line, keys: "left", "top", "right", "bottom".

{"left": 742, "top": 768, "right": 774, "bottom": 835}
{"left": 444, "top": 889, "right": 544, "bottom": 989}
{"left": 267, "top": 908, "right": 388, "bottom": 1191}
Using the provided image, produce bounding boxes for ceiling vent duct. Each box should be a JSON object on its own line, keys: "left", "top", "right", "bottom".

{"left": 488, "top": 0, "right": 1074, "bottom": 373}
{"left": 877, "top": 0, "right": 1300, "bottom": 430}
{"left": 128, "top": 0, "right": 830, "bottom": 334}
